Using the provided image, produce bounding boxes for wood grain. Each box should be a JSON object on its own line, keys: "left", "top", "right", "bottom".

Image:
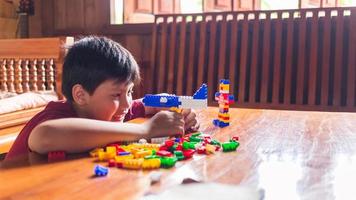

{"left": 1, "top": 107, "right": 356, "bottom": 199}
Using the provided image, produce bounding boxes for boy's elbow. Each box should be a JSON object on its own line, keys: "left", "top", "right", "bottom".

{"left": 28, "top": 124, "right": 54, "bottom": 154}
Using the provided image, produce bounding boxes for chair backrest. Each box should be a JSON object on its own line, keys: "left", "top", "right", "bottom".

{"left": 150, "top": 7, "right": 356, "bottom": 112}
{"left": 0, "top": 37, "right": 74, "bottom": 99}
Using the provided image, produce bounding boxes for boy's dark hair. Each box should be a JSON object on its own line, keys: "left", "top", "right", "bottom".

{"left": 62, "top": 36, "right": 141, "bottom": 101}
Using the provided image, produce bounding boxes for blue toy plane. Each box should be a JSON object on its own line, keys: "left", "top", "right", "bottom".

{"left": 143, "top": 84, "right": 208, "bottom": 109}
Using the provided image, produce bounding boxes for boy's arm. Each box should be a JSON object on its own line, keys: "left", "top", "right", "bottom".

{"left": 28, "top": 118, "right": 148, "bottom": 154}
{"left": 28, "top": 110, "right": 184, "bottom": 154}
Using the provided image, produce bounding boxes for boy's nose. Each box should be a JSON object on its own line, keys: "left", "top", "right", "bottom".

{"left": 120, "top": 95, "right": 132, "bottom": 110}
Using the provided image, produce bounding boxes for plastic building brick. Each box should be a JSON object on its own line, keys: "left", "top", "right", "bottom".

{"left": 192, "top": 84, "right": 208, "bottom": 99}
{"left": 107, "top": 144, "right": 126, "bottom": 152}
{"left": 123, "top": 158, "right": 144, "bottom": 169}
{"left": 222, "top": 141, "right": 240, "bottom": 152}
{"left": 174, "top": 151, "right": 185, "bottom": 160}
{"left": 182, "top": 142, "right": 197, "bottom": 150}
{"left": 156, "top": 150, "right": 173, "bottom": 157}
{"left": 106, "top": 146, "right": 117, "bottom": 154}
{"left": 160, "top": 157, "right": 177, "bottom": 168}
{"left": 134, "top": 150, "right": 152, "bottom": 158}
{"left": 89, "top": 148, "right": 104, "bottom": 157}
{"left": 94, "top": 165, "right": 109, "bottom": 176}
{"left": 197, "top": 146, "right": 206, "bottom": 154}
{"left": 98, "top": 151, "right": 116, "bottom": 161}
{"left": 151, "top": 136, "right": 169, "bottom": 144}
{"left": 144, "top": 155, "right": 161, "bottom": 159}
{"left": 183, "top": 149, "right": 195, "bottom": 159}
{"left": 213, "top": 79, "right": 235, "bottom": 128}
{"left": 149, "top": 171, "right": 162, "bottom": 184}
{"left": 205, "top": 144, "right": 216, "bottom": 154}
{"left": 48, "top": 151, "right": 66, "bottom": 162}
{"left": 118, "top": 151, "right": 131, "bottom": 156}
{"left": 164, "top": 140, "right": 175, "bottom": 147}
{"left": 142, "top": 158, "right": 161, "bottom": 169}
{"left": 189, "top": 136, "right": 203, "bottom": 142}
{"left": 230, "top": 136, "right": 239, "bottom": 142}
{"left": 114, "top": 154, "right": 134, "bottom": 164}
{"left": 142, "top": 84, "right": 208, "bottom": 110}
{"left": 108, "top": 159, "right": 116, "bottom": 167}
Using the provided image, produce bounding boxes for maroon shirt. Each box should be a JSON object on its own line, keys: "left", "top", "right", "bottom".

{"left": 5, "top": 100, "right": 145, "bottom": 160}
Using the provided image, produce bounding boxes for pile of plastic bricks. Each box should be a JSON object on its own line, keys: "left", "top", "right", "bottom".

{"left": 91, "top": 132, "right": 240, "bottom": 176}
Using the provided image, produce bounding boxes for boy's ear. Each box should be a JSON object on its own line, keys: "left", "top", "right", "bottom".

{"left": 72, "top": 84, "right": 89, "bottom": 105}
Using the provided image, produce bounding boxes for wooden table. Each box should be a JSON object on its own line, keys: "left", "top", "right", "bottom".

{"left": 1, "top": 107, "right": 356, "bottom": 200}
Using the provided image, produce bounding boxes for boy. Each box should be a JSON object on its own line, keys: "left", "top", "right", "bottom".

{"left": 5, "top": 36, "right": 198, "bottom": 160}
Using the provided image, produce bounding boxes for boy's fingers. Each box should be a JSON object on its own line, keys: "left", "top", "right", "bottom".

{"left": 184, "top": 112, "right": 196, "bottom": 121}
{"left": 184, "top": 118, "right": 198, "bottom": 130}
{"left": 181, "top": 109, "right": 191, "bottom": 117}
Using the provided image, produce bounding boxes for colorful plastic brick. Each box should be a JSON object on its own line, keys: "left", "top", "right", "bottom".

{"left": 222, "top": 141, "right": 240, "bottom": 152}
{"left": 123, "top": 158, "right": 144, "bottom": 169}
{"left": 98, "top": 151, "right": 116, "bottom": 161}
{"left": 164, "top": 140, "right": 175, "bottom": 147}
{"left": 174, "top": 151, "right": 185, "bottom": 160}
{"left": 213, "top": 79, "right": 235, "bottom": 128}
{"left": 197, "top": 146, "right": 206, "bottom": 154}
{"left": 189, "top": 136, "right": 202, "bottom": 142}
{"left": 106, "top": 146, "right": 117, "bottom": 154}
{"left": 182, "top": 142, "right": 197, "bottom": 150}
{"left": 118, "top": 151, "right": 131, "bottom": 156}
{"left": 183, "top": 149, "right": 195, "bottom": 159}
{"left": 142, "top": 84, "right": 208, "bottom": 110}
{"left": 114, "top": 154, "right": 134, "bottom": 165}
{"left": 108, "top": 159, "right": 116, "bottom": 167}
{"left": 160, "top": 157, "right": 177, "bottom": 168}
{"left": 134, "top": 150, "right": 152, "bottom": 158}
{"left": 144, "top": 155, "right": 161, "bottom": 159}
{"left": 89, "top": 148, "right": 104, "bottom": 157}
{"left": 231, "top": 136, "right": 239, "bottom": 142}
{"left": 205, "top": 144, "right": 216, "bottom": 154}
{"left": 48, "top": 151, "right": 66, "bottom": 162}
{"left": 142, "top": 158, "right": 161, "bottom": 169}
{"left": 94, "top": 165, "right": 109, "bottom": 176}
{"left": 107, "top": 144, "right": 126, "bottom": 152}
{"left": 156, "top": 150, "right": 173, "bottom": 157}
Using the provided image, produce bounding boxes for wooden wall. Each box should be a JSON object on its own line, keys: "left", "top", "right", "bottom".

{"left": 28, "top": 0, "right": 152, "bottom": 98}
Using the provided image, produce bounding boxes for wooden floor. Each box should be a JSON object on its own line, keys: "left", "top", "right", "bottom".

{"left": 0, "top": 107, "right": 356, "bottom": 199}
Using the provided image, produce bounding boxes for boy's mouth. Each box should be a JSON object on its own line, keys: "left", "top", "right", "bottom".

{"left": 112, "top": 112, "right": 127, "bottom": 121}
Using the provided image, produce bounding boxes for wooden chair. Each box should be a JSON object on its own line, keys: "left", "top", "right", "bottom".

{"left": 0, "top": 37, "right": 74, "bottom": 156}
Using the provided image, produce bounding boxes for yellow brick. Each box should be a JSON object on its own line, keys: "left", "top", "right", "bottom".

{"left": 142, "top": 158, "right": 161, "bottom": 169}
{"left": 123, "top": 158, "right": 144, "bottom": 169}
{"left": 134, "top": 150, "right": 152, "bottom": 158}
{"left": 89, "top": 148, "right": 104, "bottom": 157}
{"left": 106, "top": 146, "right": 116, "bottom": 154}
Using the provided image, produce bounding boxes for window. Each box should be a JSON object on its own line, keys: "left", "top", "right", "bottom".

{"left": 111, "top": 0, "right": 356, "bottom": 24}
{"left": 110, "top": 0, "right": 123, "bottom": 24}
{"left": 261, "top": 0, "right": 299, "bottom": 10}
{"left": 180, "top": 0, "right": 203, "bottom": 14}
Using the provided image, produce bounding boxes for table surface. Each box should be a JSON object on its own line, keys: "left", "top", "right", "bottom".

{"left": 1, "top": 107, "right": 356, "bottom": 200}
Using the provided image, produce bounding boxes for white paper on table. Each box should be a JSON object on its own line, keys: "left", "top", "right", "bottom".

{"left": 142, "top": 182, "right": 264, "bottom": 200}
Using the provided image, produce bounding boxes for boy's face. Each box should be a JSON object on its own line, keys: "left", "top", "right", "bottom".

{"left": 83, "top": 79, "right": 134, "bottom": 122}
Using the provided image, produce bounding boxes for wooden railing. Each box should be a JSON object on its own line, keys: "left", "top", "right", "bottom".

{"left": 0, "top": 37, "right": 74, "bottom": 99}
{"left": 150, "top": 7, "right": 356, "bottom": 112}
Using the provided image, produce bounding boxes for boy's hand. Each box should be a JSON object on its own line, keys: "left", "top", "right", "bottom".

{"left": 144, "top": 110, "right": 184, "bottom": 138}
{"left": 182, "top": 109, "right": 200, "bottom": 132}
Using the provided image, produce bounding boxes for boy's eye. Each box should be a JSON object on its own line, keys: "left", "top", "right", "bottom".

{"left": 112, "top": 94, "right": 121, "bottom": 98}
